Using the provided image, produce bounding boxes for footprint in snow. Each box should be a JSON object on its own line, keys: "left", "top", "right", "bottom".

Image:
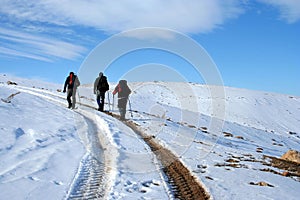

{"left": 15, "top": 128, "right": 25, "bottom": 139}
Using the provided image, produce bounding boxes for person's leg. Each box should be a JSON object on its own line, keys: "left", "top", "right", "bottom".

{"left": 119, "top": 107, "right": 125, "bottom": 120}
{"left": 96, "top": 93, "right": 101, "bottom": 111}
{"left": 67, "top": 89, "right": 73, "bottom": 108}
{"left": 122, "top": 99, "right": 128, "bottom": 119}
{"left": 99, "top": 92, "right": 105, "bottom": 111}
{"left": 72, "top": 88, "right": 76, "bottom": 109}
{"left": 118, "top": 98, "right": 127, "bottom": 120}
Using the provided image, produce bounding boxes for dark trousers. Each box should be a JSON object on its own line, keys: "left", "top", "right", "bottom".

{"left": 96, "top": 92, "right": 105, "bottom": 111}
{"left": 118, "top": 97, "right": 128, "bottom": 119}
{"left": 67, "top": 88, "right": 76, "bottom": 108}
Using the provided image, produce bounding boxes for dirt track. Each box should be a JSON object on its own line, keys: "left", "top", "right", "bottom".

{"left": 124, "top": 120, "right": 210, "bottom": 200}
{"left": 70, "top": 105, "right": 210, "bottom": 199}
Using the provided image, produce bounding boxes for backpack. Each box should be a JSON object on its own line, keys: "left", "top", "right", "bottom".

{"left": 118, "top": 80, "right": 131, "bottom": 97}
{"left": 97, "top": 76, "right": 109, "bottom": 92}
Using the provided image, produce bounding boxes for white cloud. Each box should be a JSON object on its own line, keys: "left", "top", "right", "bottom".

{"left": 0, "top": 0, "right": 243, "bottom": 34}
{"left": 0, "top": 46, "right": 52, "bottom": 62}
{"left": 0, "top": 0, "right": 246, "bottom": 61}
{"left": 1, "top": 0, "right": 298, "bottom": 62}
{"left": 0, "top": 28, "right": 87, "bottom": 61}
{"left": 257, "top": 0, "right": 300, "bottom": 23}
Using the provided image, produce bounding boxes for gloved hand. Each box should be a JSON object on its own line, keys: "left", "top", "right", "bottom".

{"left": 63, "top": 89, "right": 66, "bottom": 93}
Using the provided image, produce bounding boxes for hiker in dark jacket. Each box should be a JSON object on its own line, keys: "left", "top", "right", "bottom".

{"left": 112, "top": 80, "right": 131, "bottom": 120}
{"left": 94, "top": 72, "right": 109, "bottom": 111}
{"left": 63, "top": 72, "right": 80, "bottom": 109}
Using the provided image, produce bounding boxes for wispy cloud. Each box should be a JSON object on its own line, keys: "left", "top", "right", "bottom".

{"left": 0, "top": 46, "right": 52, "bottom": 62}
{"left": 1, "top": 0, "right": 299, "bottom": 62}
{"left": 0, "top": 0, "right": 246, "bottom": 61}
{"left": 0, "top": 0, "right": 244, "bottom": 34}
{"left": 0, "top": 27, "right": 87, "bottom": 62}
{"left": 257, "top": 0, "right": 300, "bottom": 23}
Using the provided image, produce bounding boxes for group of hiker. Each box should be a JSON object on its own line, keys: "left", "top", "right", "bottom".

{"left": 63, "top": 71, "right": 131, "bottom": 120}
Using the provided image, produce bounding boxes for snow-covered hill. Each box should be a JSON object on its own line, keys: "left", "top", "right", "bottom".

{"left": 0, "top": 73, "right": 299, "bottom": 199}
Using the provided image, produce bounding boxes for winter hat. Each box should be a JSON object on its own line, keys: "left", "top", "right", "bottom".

{"left": 99, "top": 72, "right": 103, "bottom": 77}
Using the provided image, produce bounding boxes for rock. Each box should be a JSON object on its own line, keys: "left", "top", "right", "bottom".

{"left": 288, "top": 131, "right": 297, "bottom": 135}
{"left": 201, "top": 127, "right": 207, "bottom": 130}
{"left": 7, "top": 81, "right": 17, "bottom": 85}
{"left": 281, "top": 150, "right": 300, "bottom": 164}
{"left": 152, "top": 179, "right": 161, "bottom": 186}
{"left": 226, "top": 158, "right": 239, "bottom": 163}
{"left": 139, "top": 186, "right": 149, "bottom": 193}
{"left": 257, "top": 181, "right": 274, "bottom": 187}
{"left": 257, "top": 181, "right": 268, "bottom": 186}
{"left": 188, "top": 124, "right": 196, "bottom": 128}
{"left": 256, "top": 147, "right": 263, "bottom": 153}
{"left": 223, "top": 132, "right": 233, "bottom": 137}
{"left": 282, "top": 171, "right": 290, "bottom": 177}
{"left": 249, "top": 181, "right": 274, "bottom": 187}
{"left": 235, "top": 136, "right": 244, "bottom": 140}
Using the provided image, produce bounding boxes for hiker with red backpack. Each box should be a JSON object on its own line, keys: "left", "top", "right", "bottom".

{"left": 112, "top": 80, "right": 131, "bottom": 120}
{"left": 94, "top": 72, "right": 109, "bottom": 111}
{"left": 63, "top": 72, "right": 80, "bottom": 109}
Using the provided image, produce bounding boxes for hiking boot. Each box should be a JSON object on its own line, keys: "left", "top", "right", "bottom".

{"left": 68, "top": 103, "right": 72, "bottom": 109}
{"left": 120, "top": 116, "right": 126, "bottom": 120}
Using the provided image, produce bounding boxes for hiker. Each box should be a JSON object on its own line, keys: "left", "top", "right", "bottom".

{"left": 63, "top": 72, "right": 80, "bottom": 109}
{"left": 112, "top": 80, "right": 131, "bottom": 120}
{"left": 94, "top": 72, "right": 109, "bottom": 111}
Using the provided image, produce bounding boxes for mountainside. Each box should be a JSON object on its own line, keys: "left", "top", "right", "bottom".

{"left": 0, "top": 73, "right": 299, "bottom": 199}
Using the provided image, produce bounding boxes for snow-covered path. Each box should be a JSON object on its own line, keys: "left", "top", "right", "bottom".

{"left": 0, "top": 82, "right": 172, "bottom": 199}
{"left": 66, "top": 112, "right": 107, "bottom": 199}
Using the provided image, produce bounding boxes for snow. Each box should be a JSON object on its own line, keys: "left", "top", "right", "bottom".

{"left": 0, "top": 73, "right": 300, "bottom": 199}
{"left": 0, "top": 84, "right": 85, "bottom": 199}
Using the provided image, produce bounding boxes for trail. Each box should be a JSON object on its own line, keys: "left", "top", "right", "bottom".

{"left": 119, "top": 117, "right": 210, "bottom": 200}
{"left": 65, "top": 113, "right": 107, "bottom": 199}
{"left": 5, "top": 85, "right": 114, "bottom": 199}
{"left": 8, "top": 84, "right": 211, "bottom": 199}
{"left": 66, "top": 154, "right": 106, "bottom": 199}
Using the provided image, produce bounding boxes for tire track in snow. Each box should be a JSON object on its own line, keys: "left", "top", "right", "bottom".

{"left": 66, "top": 154, "right": 106, "bottom": 199}
{"left": 65, "top": 113, "right": 107, "bottom": 199}
{"left": 7, "top": 85, "right": 113, "bottom": 199}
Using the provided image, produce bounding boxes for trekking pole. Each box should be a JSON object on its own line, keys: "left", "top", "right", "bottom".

{"left": 128, "top": 97, "right": 133, "bottom": 118}
{"left": 112, "top": 94, "right": 115, "bottom": 112}
{"left": 107, "top": 92, "right": 111, "bottom": 112}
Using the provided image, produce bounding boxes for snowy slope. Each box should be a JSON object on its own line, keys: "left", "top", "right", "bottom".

{"left": 0, "top": 73, "right": 299, "bottom": 199}
{"left": 0, "top": 74, "right": 170, "bottom": 199}
{"left": 0, "top": 82, "right": 86, "bottom": 199}
{"left": 125, "top": 82, "right": 300, "bottom": 199}
{"left": 126, "top": 82, "right": 300, "bottom": 199}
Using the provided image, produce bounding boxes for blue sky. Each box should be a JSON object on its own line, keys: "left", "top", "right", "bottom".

{"left": 0, "top": 0, "right": 299, "bottom": 96}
